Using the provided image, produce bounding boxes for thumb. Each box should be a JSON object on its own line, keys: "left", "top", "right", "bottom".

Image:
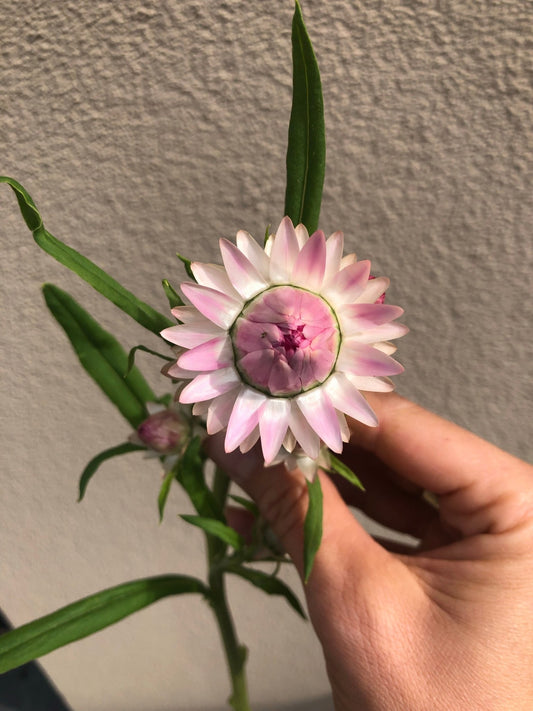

{"left": 205, "top": 433, "right": 388, "bottom": 588}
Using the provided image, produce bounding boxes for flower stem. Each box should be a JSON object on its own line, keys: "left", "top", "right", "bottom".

{"left": 207, "top": 468, "right": 251, "bottom": 711}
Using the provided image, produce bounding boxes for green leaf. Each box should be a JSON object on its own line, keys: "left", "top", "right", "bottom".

{"left": 0, "top": 574, "right": 208, "bottom": 674}
{"left": 228, "top": 566, "right": 307, "bottom": 619}
{"left": 228, "top": 494, "right": 260, "bottom": 517}
{"left": 158, "top": 465, "right": 177, "bottom": 522}
{"left": 176, "top": 437, "right": 220, "bottom": 519}
{"left": 43, "top": 284, "right": 155, "bottom": 428}
{"left": 79, "top": 442, "right": 145, "bottom": 501}
{"left": 176, "top": 253, "right": 195, "bottom": 281}
{"left": 181, "top": 515, "right": 243, "bottom": 550}
{"left": 162, "top": 279, "right": 184, "bottom": 309}
{"left": 125, "top": 344, "right": 173, "bottom": 377}
{"left": 284, "top": 0, "right": 325, "bottom": 234}
{"left": 329, "top": 453, "right": 365, "bottom": 491}
{"left": 0, "top": 176, "right": 173, "bottom": 336}
{"left": 303, "top": 475, "right": 323, "bottom": 583}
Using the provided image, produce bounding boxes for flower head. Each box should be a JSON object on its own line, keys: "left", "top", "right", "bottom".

{"left": 162, "top": 217, "right": 407, "bottom": 465}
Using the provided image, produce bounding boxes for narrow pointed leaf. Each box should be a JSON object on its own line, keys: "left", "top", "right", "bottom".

{"left": 329, "top": 453, "right": 365, "bottom": 491}
{"left": 162, "top": 279, "right": 184, "bottom": 308}
{"left": 228, "top": 494, "right": 259, "bottom": 517}
{"left": 303, "top": 475, "right": 323, "bottom": 583}
{"left": 126, "top": 344, "right": 173, "bottom": 377}
{"left": 158, "top": 465, "right": 177, "bottom": 522}
{"left": 0, "top": 575, "right": 208, "bottom": 674}
{"left": 1, "top": 177, "right": 174, "bottom": 336}
{"left": 180, "top": 515, "right": 243, "bottom": 550}
{"left": 43, "top": 284, "right": 155, "bottom": 427}
{"left": 176, "top": 253, "right": 196, "bottom": 281}
{"left": 79, "top": 443, "right": 145, "bottom": 501}
{"left": 176, "top": 437, "right": 220, "bottom": 519}
{"left": 228, "top": 566, "right": 306, "bottom": 619}
{"left": 284, "top": 1, "right": 325, "bottom": 234}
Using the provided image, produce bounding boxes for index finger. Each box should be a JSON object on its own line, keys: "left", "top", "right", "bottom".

{"left": 346, "top": 392, "right": 533, "bottom": 537}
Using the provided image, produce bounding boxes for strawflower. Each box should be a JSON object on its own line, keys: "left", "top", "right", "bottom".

{"left": 162, "top": 217, "right": 407, "bottom": 465}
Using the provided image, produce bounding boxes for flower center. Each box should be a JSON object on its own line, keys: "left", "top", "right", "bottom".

{"left": 231, "top": 285, "right": 340, "bottom": 396}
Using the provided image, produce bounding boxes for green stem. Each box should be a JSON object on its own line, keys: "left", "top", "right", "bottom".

{"left": 207, "top": 468, "right": 251, "bottom": 711}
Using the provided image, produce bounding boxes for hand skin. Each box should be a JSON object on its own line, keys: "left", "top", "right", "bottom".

{"left": 207, "top": 393, "right": 533, "bottom": 711}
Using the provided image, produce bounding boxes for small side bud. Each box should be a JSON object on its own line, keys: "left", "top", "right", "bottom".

{"left": 136, "top": 409, "right": 189, "bottom": 455}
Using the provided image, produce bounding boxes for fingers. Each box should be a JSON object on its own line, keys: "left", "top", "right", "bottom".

{"left": 349, "top": 392, "right": 533, "bottom": 538}
{"left": 332, "top": 446, "right": 441, "bottom": 540}
{"left": 206, "top": 433, "right": 388, "bottom": 584}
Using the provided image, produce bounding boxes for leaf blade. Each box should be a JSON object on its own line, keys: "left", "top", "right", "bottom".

{"left": 43, "top": 284, "right": 155, "bottom": 427}
{"left": 158, "top": 465, "right": 177, "bottom": 522}
{"left": 0, "top": 575, "right": 208, "bottom": 674}
{"left": 1, "top": 176, "right": 173, "bottom": 336}
{"left": 328, "top": 453, "right": 365, "bottom": 491}
{"left": 176, "top": 437, "right": 220, "bottom": 520}
{"left": 180, "top": 515, "right": 243, "bottom": 550}
{"left": 79, "top": 442, "right": 146, "bottom": 501}
{"left": 162, "top": 279, "right": 184, "bottom": 309}
{"left": 284, "top": 0, "right": 325, "bottom": 234}
{"left": 303, "top": 475, "right": 323, "bottom": 583}
{"left": 228, "top": 566, "right": 306, "bottom": 619}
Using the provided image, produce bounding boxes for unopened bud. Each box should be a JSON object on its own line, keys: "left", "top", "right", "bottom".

{"left": 136, "top": 409, "right": 189, "bottom": 455}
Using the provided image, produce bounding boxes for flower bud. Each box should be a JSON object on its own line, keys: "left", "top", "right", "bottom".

{"left": 136, "top": 409, "right": 189, "bottom": 455}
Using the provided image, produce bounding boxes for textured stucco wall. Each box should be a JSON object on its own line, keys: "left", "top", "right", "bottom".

{"left": 1, "top": 1, "right": 532, "bottom": 709}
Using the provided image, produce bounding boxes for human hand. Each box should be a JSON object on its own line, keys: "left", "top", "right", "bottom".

{"left": 207, "top": 392, "right": 533, "bottom": 710}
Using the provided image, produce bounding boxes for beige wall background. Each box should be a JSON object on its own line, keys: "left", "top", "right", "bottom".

{"left": 1, "top": 1, "right": 531, "bottom": 709}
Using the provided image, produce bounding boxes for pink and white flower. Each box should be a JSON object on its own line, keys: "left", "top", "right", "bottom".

{"left": 161, "top": 217, "right": 407, "bottom": 465}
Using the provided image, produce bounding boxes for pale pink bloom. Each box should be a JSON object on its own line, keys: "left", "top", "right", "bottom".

{"left": 161, "top": 217, "right": 407, "bottom": 465}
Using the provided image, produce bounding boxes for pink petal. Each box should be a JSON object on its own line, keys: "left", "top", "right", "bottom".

{"left": 236, "top": 230, "right": 270, "bottom": 279}
{"left": 259, "top": 398, "right": 291, "bottom": 464}
{"left": 337, "top": 342, "right": 404, "bottom": 377}
{"left": 179, "top": 367, "right": 240, "bottom": 403}
{"left": 206, "top": 389, "right": 239, "bottom": 434}
{"left": 268, "top": 358, "right": 302, "bottom": 396}
{"left": 345, "top": 374, "right": 394, "bottom": 392}
{"left": 219, "top": 238, "right": 269, "bottom": 299}
{"left": 325, "top": 372, "right": 378, "bottom": 427}
{"left": 283, "top": 429, "right": 297, "bottom": 453}
{"left": 291, "top": 230, "right": 327, "bottom": 291}
{"left": 164, "top": 362, "right": 196, "bottom": 380}
{"left": 339, "top": 253, "right": 357, "bottom": 269}
{"left": 161, "top": 322, "right": 223, "bottom": 348}
{"left": 170, "top": 306, "right": 207, "bottom": 324}
{"left": 288, "top": 402, "right": 320, "bottom": 459}
{"left": 239, "top": 426, "right": 260, "bottom": 454}
{"left": 322, "top": 260, "right": 371, "bottom": 307}
{"left": 324, "top": 231, "right": 344, "bottom": 283}
{"left": 338, "top": 303, "right": 404, "bottom": 329}
{"left": 337, "top": 411, "right": 351, "bottom": 442}
{"left": 225, "top": 388, "right": 267, "bottom": 453}
{"left": 269, "top": 216, "right": 300, "bottom": 283}
{"left": 192, "top": 400, "right": 211, "bottom": 416}
{"left": 177, "top": 335, "right": 233, "bottom": 371}
{"left": 296, "top": 388, "right": 343, "bottom": 453}
{"left": 355, "top": 276, "right": 390, "bottom": 304}
{"left": 347, "top": 322, "right": 409, "bottom": 343}
{"left": 294, "top": 223, "right": 309, "bottom": 249}
{"left": 373, "top": 341, "right": 397, "bottom": 355}
{"left": 191, "top": 263, "right": 240, "bottom": 299}
{"left": 181, "top": 282, "right": 242, "bottom": 329}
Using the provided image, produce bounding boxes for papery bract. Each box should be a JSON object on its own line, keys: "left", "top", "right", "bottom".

{"left": 162, "top": 217, "right": 407, "bottom": 465}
